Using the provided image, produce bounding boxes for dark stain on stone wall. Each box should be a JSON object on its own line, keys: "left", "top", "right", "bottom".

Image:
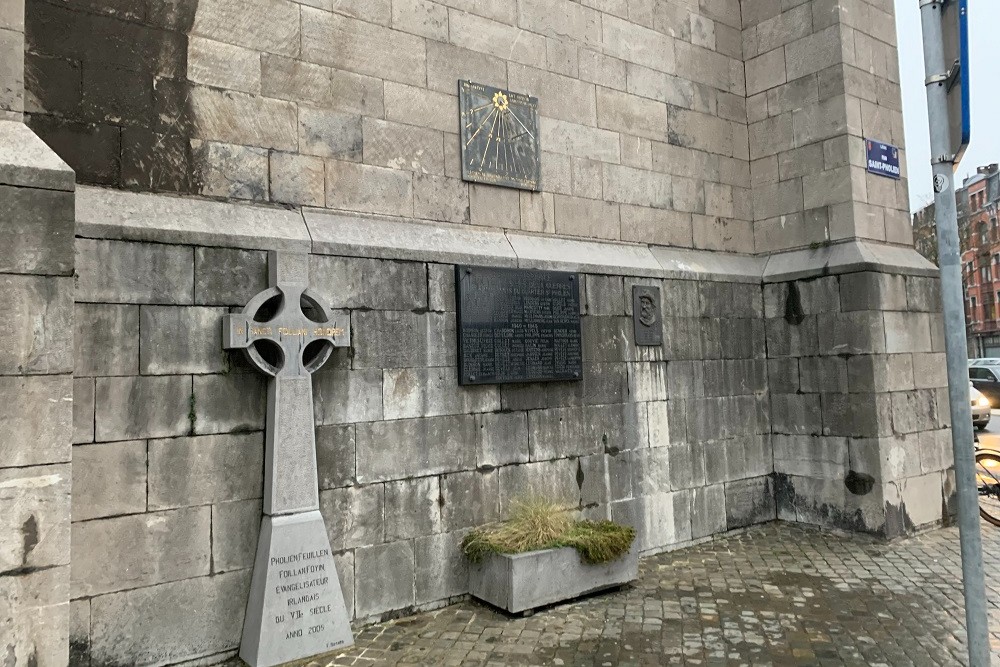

{"left": 24, "top": 0, "right": 200, "bottom": 193}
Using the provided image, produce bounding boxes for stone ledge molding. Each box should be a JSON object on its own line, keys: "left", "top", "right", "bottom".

{"left": 0, "top": 120, "right": 74, "bottom": 191}
{"left": 74, "top": 187, "right": 937, "bottom": 283}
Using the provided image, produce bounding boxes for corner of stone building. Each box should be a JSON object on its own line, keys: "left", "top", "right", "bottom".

{"left": 0, "top": 1, "right": 76, "bottom": 662}
{"left": 743, "top": 0, "right": 954, "bottom": 539}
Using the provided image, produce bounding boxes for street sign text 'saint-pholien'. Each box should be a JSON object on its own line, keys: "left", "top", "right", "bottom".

{"left": 865, "top": 140, "right": 901, "bottom": 180}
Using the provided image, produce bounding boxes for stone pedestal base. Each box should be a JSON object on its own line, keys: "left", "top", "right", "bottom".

{"left": 240, "top": 511, "right": 353, "bottom": 667}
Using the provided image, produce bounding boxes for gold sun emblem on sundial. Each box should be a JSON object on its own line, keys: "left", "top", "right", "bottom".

{"left": 459, "top": 81, "right": 540, "bottom": 190}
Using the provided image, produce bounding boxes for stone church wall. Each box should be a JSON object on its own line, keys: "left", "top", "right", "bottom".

{"left": 22, "top": 0, "right": 752, "bottom": 250}
{"left": 67, "top": 187, "right": 773, "bottom": 665}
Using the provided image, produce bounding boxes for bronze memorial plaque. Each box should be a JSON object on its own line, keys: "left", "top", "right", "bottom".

{"left": 632, "top": 285, "right": 663, "bottom": 346}
{"left": 459, "top": 80, "right": 541, "bottom": 191}
{"left": 456, "top": 266, "right": 582, "bottom": 385}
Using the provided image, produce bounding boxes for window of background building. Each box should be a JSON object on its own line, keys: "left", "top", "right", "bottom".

{"left": 972, "top": 297, "right": 978, "bottom": 320}
{"left": 980, "top": 222, "right": 989, "bottom": 244}
{"left": 981, "top": 264, "right": 991, "bottom": 282}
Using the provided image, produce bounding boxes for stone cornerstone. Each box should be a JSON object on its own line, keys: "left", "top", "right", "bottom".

{"left": 0, "top": 0, "right": 952, "bottom": 665}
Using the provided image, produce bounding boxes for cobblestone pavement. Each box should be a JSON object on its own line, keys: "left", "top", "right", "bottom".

{"left": 315, "top": 522, "right": 1000, "bottom": 666}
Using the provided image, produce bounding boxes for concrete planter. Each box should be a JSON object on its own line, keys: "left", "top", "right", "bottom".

{"left": 468, "top": 546, "right": 638, "bottom": 614}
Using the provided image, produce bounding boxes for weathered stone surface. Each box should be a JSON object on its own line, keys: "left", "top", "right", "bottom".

{"left": 72, "top": 377, "right": 94, "bottom": 444}
{"left": 299, "top": 107, "right": 362, "bottom": 160}
{"left": 0, "top": 375, "right": 72, "bottom": 468}
{"left": 355, "top": 541, "right": 415, "bottom": 617}
{"left": 383, "top": 367, "right": 500, "bottom": 420}
{"left": 139, "top": 305, "right": 226, "bottom": 375}
{"left": 0, "top": 463, "right": 70, "bottom": 572}
{"left": 0, "top": 121, "right": 74, "bottom": 190}
{"left": 270, "top": 151, "right": 326, "bottom": 207}
{"left": 498, "top": 459, "right": 581, "bottom": 516}
{"left": 194, "top": 247, "right": 268, "bottom": 307}
{"left": 414, "top": 531, "right": 469, "bottom": 605}
{"left": 319, "top": 484, "right": 385, "bottom": 551}
{"left": 89, "top": 569, "right": 249, "bottom": 667}
{"left": 0, "top": 184, "right": 73, "bottom": 275}
{"left": 313, "top": 368, "right": 383, "bottom": 425}
{"left": 725, "top": 476, "right": 776, "bottom": 529}
{"left": 75, "top": 239, "right": 193, "bottom": 304}
{"left": 148, "top": 433, "right": 263, "bottom": 510}
{"left": 353, "top": 311, "right": 454, "bottom": 369}
{"left": 385, "top": 476, "right": 441, "bottom": 540}
{"left": 74, "top": 303, "right": 139, "bottom": 377}
{"left": 310, "top": 255, "right": 427, "bottom": 310}
{"left": 357, "top": 414, "right": 476, "bottom": 483}
{"left": 0, "top": 566, "right": 70, "bottom": 667}
{"left": 191, "top": 373, "right": 267, "bottom": 435}
{"left": 0, "top": 274, "right": 71, "bottom": 375}
{"left": 302, "top": 7, "right": 426, "bottom": 85}
{"left": 212, "top": 498, "right": 261, "bottom": 573}
{"left": 71, "top": 506, "right": 211, "bottom": 597}
{"left": 477, "top": 411, "right": 530, "bottom": 468}
{"left": 191, "top": 139, "right": 269, "bottom": 201}
{"left": 317, "top": 424, "right": 356, "bottom": 489}
{"left": 441, "top": 469, "right": 499, "bottom": 531}
{"left": 72, "top": 440, "right": 146, "bottom": 521}
{"left": 325, "top": 160, "right": 413, "bottom": 217}
{"left": 95, "top": 375, "right": 192, "bottom": 441}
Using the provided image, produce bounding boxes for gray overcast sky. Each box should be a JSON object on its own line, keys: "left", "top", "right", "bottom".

{"left": 897, "top": 0, "right": 1000, "bottom": 213}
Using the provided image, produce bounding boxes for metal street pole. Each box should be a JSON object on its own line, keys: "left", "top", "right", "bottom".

{"left": 918, "top": 1, "right": 990, "bottom": 664}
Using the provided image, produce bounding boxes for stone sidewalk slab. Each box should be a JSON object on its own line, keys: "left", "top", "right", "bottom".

{"left": 302, "top": 522, "right": 1000, "bottom": 666}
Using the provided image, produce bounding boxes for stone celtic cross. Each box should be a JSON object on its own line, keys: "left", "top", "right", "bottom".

{"left": 223, "top": 251, "right": 354, "bottom": 667}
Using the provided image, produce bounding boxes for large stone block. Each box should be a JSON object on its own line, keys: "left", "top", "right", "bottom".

{"left": 309, "top": 255, "right": 427, "bottom": 310}
{"left": 212, "top": 498, "right": 261, "bottom": 573}
{"left": 0, "top": 566, "right": 70, "bottom": 667}
{"left": 0, "top": 274, "right": 71, "bottom": 375}
{"left": 725, "top": 476, "right": 775, "bottom": 529}
{"left": 72, "top": 440, "right": 146, "bottom": 521}
{"left": 357, "top": 414, "right": 476, "bottom": 483}
{"left": 0, "top": 463, "right": 70, "bottom": 573}
{"left": 148, "top": 433, "right": 263, "bottom": 510}
{"left": 317, "top": 423, "right": 356, "bottom": 490}
{"left": 191, "top": 373, "right": 267, "bottom": 435}
{"left": 75, "top": 239, "right": 194, "bottom": 304}
{"left": 72, "top": 377, "right": 95, "bottom": 444}
{"left": 319, "top": 484, "right": 385, "bottom": 551}
{"left": 383, "top": 367, "right": 500, "bottom": 420}
{"left": 194, "top": 247, "right": 268, "bottom": 306}
{"left": 0, "top": 184, "right": 73, "bottom": 275}
{"left": 415, "top": 531, "right": 469, "bottom": 605}
{"left": 313, "top": 368, "right": 383, "bottom": 425}
{"left": 270, "top": 151, "right": 325, "bottom": 207}
{"left": 299, "top": 107, "right": 363, "bottom": 160}
{"left": 477, "top": 411, "right": 529, "bottom": 468}
{"left": 74, "top": 303, "right": 139, "bottom": 377}
{"left": 816, "top": 311, "right": 886, "bottom": 355}
{"left": 0, "top": 375, "right": 72, "bottom": 468}
{"left": 190, "top": 140, "right": 268, "bottom": 201}
{"left": 441, "top": 469, "right": 499, "bottom": 531}
{"left": 528, "top": 404, "right": 627, "bottom": 461}
{"left": 839, "top": 272, "right": 907, "bottom": 312}
{"left": 385, "top": 476, "right": 441, "bottom": 540}
{"left": 95, "top": 375, "right": 192, "bottom": 442}
{"left": 355, "top": 541, "right": 415, "bottom": 618}
{"left": 325, "top": 159, "right": 413, "bottom": 217}
{"left": 773, "top": 434, "right": 848, "bottom": 479}
{"left": 189, "top": 85, "right": 297, "bottom": 151}
{"left": 89, "top": 570, "right": 250, "bottom": 667}
{"left": 637, "top": 490, "right": 691, "bottom": 552}
{"left": 139, "top": 306, "right": 226, "bottom": 375}
{"left": 691, "top": 483, "right": 727, "bottom": 539}
{"left": 301, "top": 7, "right": 426, "bottom": 85}
{"left": 498, "top": 459, "right": 580, "bottom": 516}
{"left": 353, "top": 310, "right": 455, "bottom": 369}
{"left": 71, "top": 506, "right": 211, "bottom": 597}
{"left": 884, "top": 312, "right": 932, "bottom": 354}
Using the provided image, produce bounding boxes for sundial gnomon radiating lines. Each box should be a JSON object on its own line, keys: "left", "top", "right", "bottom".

{"left": 459, "top": 81, "right": 541, "bottom": 191}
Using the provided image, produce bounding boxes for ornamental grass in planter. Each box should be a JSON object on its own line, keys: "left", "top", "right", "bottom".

{"left": 463, "top": 500, "right": 638, "bottom": 614}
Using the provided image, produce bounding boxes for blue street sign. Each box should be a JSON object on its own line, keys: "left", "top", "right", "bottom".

{"left": 865, "top": 140, "right": 901, "bottom": 180}
{"left": 942, "top": 0, "right": 971, "bottom": 165}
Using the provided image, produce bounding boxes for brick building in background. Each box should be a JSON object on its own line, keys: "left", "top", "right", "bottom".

{"left": 914, "top": 164, "right": 1000, "bottom": 356}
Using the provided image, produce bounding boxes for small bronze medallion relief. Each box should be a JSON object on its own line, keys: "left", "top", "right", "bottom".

{"left": 632, "top": 285, "right": 663, "bottom": 346}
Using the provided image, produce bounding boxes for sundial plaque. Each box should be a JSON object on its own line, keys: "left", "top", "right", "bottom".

{"left": 459, "top": 80, "right": 541, "bottom": 191}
